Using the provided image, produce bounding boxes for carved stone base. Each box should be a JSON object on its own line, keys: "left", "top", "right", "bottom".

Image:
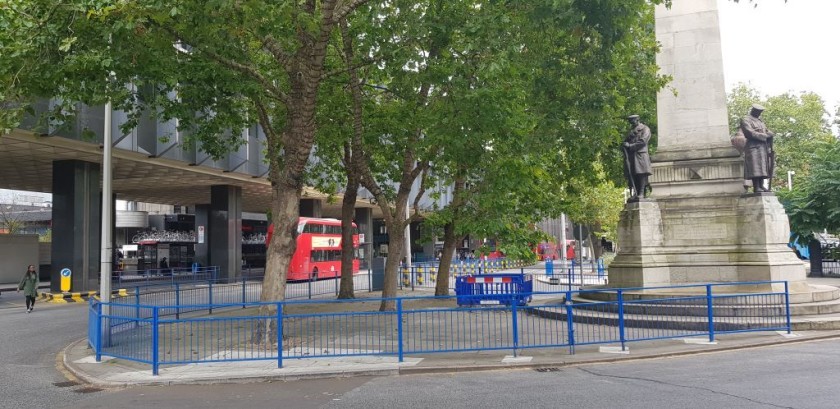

{"left": 609, "top": 193, "right": 808, "bottom": 294}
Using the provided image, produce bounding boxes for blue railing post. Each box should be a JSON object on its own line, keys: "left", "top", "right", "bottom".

{"left": 784, "top": 281, "right": 792, "bottom": 334}
{"left": 565, "top": 291, "right": 575, "bottom": 355}
{"left": 617, "top": 289, "right": 627, "bottom": 351}
{"left": 277, "top": 303, "right": 284, "bottom": 368}
{"left": 175, "top": 282, "right": 181, "bottom": 319}
{"left": 95, "top": 300, "right": 102, "bottom": 361}
{"left": 511, "top": 301, "right": 519, "bottom": 357}
{"left": 368, "top": 269, "right": 372, "bottom": 292}
{"left": 134, "top": 286, "right": 140, "bottom": 328}
{"left": 567, "top": 260, "right": 573, "bottom": 293}
{"left": 308, "top": 276, "right": 313, "bottom": 299}
{"left": 242, "top": 275, "right": 247, "bottom": 308}
{"left": 152, "top": 306, "right": 160, "bottom": 376}
{"left": 706, "top": 284, "right": 715, "bottom": 343}
{"left": 397, "top": 299, "right": 404, "bottom": 362}
{"left": 335, "top": 274, "right": 339, "bottom": 295}
{"left": 208, "top": 280, "right": 214, "bottom": 315}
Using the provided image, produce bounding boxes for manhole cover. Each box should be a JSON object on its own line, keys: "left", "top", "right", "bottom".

{"left": 53, "top": 381, "right": 80, "bottom": 387}
{"left": 534, "top": 367, "right": 561, "bottom": 372}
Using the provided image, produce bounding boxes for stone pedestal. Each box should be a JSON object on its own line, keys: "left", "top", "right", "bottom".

{"left": 609, "top": 189, "right": 808, "bottom": 293}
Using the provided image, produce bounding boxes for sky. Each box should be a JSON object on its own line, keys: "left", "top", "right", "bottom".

{"left": 718, "top": 0, "right": 840, "bottom": 114}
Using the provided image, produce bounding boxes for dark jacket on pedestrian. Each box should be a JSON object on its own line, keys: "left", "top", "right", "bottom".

{"left": 741, "top": 115, "right": 773, "bottom": 179}
{"left": 18, "top": 271, "right": 39, "bottom": 298}
{"left": 624, "top": 123, "right": 652, "bottom": 176}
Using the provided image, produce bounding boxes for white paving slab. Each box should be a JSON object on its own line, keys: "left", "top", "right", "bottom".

{"left": 501, "top": 356, "right": 532, "bottom": 363}
{"left": 599, "top": 346, "right": 630, "bottom": 355}
{"left": 682, "top": 337, "right": 718, "bottom": 345}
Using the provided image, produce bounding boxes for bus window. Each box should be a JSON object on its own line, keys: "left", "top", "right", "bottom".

{"left": 303, "top": 223, "right": 324, "bottom": 234}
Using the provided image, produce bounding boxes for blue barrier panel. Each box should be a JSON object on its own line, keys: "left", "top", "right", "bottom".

{"left": 454, "top": 274, "right": 533, "bottom": 306}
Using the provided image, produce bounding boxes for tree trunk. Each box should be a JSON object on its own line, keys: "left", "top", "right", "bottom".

{"left": 590, "top": 222, "right": 603, "bottom": 261}
{"left": 435, "top": 222, "right": 459, "bottom": 296}
{"left": 338, "top": 176, "right": 359, "bottom": 299}
{"left": 253, "top": 184, "right": 299, "bottom": 345}
{"left": 379, "top": 217, "right": 405, "bottom": 311}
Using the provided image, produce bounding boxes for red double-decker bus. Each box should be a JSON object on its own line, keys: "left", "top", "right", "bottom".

{"left": 266, "top": 217, "right": 360, "bottom": 281}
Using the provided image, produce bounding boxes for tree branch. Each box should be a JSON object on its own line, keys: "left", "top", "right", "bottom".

{"left": 156, "top": 24, "right": 289, "bottom": 104}
{"left": 262, "top": 34, "right": 292, "bottom": 71}
{"left": 333, "top": 0, "right": 371, "bottom": 23}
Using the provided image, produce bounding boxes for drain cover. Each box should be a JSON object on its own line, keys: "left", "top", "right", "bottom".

{"left": 53, "top": 381, "right": 80, "bottom": 388}
{"left": 534, "top": 367, "right": 561, "bottom": 372}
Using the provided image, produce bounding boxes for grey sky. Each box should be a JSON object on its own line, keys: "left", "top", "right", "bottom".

{"left": 718, "top": 0, "right": 840, "bottom": 113}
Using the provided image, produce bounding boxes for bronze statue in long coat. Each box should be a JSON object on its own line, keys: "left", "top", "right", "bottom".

{"left": 623, "top": 115, "right": 652, "bottom": 199}
{"left": 740, "top": 104, "right": 774, "bottom": 192}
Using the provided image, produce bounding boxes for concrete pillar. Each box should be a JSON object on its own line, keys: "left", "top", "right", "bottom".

{"left": 299, "top": 199, "right": 322, "bottom": 218}
{"left": 193, "top": 204, "right": 210, "bottom": 267}
{"left": 354, "top": 207, "right": 374, "bottom": 269}
{"left": 209, "top": 185, "right": 242, "bottom": 281}
{"left": 51, "top": 160, "right": 101, "bottom": 293}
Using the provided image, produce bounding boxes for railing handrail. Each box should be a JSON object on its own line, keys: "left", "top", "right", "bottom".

{"left": 93, "top": 280, "right": 789, "bottom": 311}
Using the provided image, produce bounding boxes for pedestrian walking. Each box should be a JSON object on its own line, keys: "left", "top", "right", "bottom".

{"left": 566, "top": 242, "right": 576, "bottom": 275}
{"left": 18, "top": 265, "right": 39, "bottom": 313}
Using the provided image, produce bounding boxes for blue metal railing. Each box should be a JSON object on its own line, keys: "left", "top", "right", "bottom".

{"left": 112, "top": 266, "right": 220, "bottom": 288}
{"left": 88, "top": 280, "right": 791, "bottom": 375}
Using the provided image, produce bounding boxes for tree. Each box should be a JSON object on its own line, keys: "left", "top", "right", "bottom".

{"left": 1, "top": 0, "right": 374, "bottom": 343}
{"left": 0, "top": 204, "right": 25, "bottom": 234}
{"left": 783, "top": 143, "right": 840, "bottom": 240}
{"left": 422, "top": 0, "right": 666, "bottom": 293}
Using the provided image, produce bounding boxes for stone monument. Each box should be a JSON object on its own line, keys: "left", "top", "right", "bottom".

{"left": 608, "top": 0, "right": 810, "bottom": 296}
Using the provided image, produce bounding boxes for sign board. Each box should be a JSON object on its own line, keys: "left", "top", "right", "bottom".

{"left": 122, "top": 244, "right": 138, "bottom": 252}
{"left": 60, "top": 268, "right": 72, "bottom": 292}
{"left": 312, "top": 237, "right": 341, "bottom": 248}
{"left": 359, "top": 233, "right": 366, "bottom": 243}
{"left": 198, "top": 225, "right": 205, "bottom": 244}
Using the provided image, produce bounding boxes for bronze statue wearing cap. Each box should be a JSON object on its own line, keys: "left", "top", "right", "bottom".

{"left": 622, "top": 115, "right": 652, "bottom": 200}
{"left": 740, "top": 104, "right": 775, "bottom": 193}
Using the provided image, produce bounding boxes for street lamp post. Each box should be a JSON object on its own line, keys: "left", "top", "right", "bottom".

{"left": 787, "top": 170, "right": 795, "bottom": 191}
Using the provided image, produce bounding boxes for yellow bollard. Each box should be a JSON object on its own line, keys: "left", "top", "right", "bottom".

{"left": 417, "top": 266, "right": 424, "bottom": 285}
{"left": 402, "top": 267, "right": 411, "bottom": 286}
{"left": 430, "top": 266, "right": 437, "bottom": 282}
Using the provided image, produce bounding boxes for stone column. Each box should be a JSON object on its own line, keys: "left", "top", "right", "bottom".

{"left": 651, "top": 0, "right": 743, "bottom": 197}
{"left": 51, "top": 160, "right": 101, "bottom": 293}
{"left": 208, "top": 185, "right": 242, "bottom": 281}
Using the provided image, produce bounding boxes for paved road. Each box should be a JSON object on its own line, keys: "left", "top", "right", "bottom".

{"left": 74, "top": 339, "right": 838, "bottom": 409}
{"left": 39, "top": 338, "right": 839, "bottom": 409}
{"left": 0, "top": 292, "right": 94, "bottom": 409}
